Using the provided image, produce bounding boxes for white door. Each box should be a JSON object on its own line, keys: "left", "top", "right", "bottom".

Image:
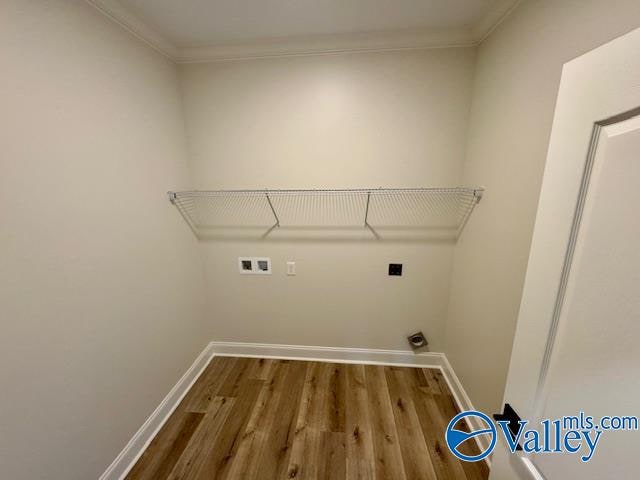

{"left": 490, "top": 28, "right": 640, "bottom": 479}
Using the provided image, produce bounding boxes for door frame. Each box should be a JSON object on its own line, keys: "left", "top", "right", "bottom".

{"left": 494, "top": 27, "right": 640, "bottom": 478}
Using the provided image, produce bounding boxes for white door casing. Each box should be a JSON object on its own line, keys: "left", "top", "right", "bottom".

{"left": 491, "top": 27, "right": 640, "bottom": 479}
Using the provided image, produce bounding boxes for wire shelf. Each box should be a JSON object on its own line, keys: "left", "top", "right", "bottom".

{"left": 168, "top": 187, "right": 483, "bottom": 239}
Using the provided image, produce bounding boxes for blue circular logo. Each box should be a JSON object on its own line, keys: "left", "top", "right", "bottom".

{"left": 445, "top": 411, "right": 496, "bottom": 462}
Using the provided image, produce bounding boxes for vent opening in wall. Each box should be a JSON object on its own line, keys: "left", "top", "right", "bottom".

{"left": 239, "top": 257, "right": 272, "bottom": 275}
{"left": 407, "top": 331, "right": 428, "bottom": 351}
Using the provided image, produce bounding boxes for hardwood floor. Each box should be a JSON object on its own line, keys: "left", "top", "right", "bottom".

{"left": 126, "top": 357, "right": 489, "bottom": 480}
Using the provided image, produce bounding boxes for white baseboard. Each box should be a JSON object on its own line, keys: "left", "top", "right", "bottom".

{"left": 99, "top": 343, "right": 216, "bottom": 480}
{"left": 100, "top": 341, "right": 486, "bottom": 479}
{"left": 208, "top": 341, "right": 446, "bottom": 367}
{"left": 439, "top": 351, "right": 492, "bottom": 464}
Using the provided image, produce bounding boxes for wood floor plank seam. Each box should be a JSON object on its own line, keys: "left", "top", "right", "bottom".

{"left": 385, "top": 367, "right": 437, "bottom": 480}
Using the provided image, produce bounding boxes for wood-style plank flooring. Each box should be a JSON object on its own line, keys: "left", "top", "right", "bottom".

{"left": 126, "top": 357, "right": 489, "bottom": 480}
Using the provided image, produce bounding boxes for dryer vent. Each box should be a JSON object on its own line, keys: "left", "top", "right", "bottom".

{"left": 407, "top": 331, "right": 428, "bottom": 351}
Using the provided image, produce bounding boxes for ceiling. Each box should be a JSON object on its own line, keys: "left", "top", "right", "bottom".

{"left": 87, "top": 0, "right": 521, "bottom": 62}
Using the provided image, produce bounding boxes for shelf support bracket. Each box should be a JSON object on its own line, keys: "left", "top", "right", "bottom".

{"left": 167, "top": 191, "right": 199, "bottom": 237}
{"left": 363, "top": 191, "right": 380, "bottom": 239}
{"left": 364, "top": 191, "right": 371, "bottom": 227}
{"left": 265, "top": 191, "right": 280, "bottom": 228}
{"left": 473, "top": 188, "right": 484, "bottom": 203}
{"left": 456, "top": 187, "right": 485, "bottom": 238}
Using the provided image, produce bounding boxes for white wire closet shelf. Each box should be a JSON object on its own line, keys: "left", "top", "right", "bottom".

{"left": 168, "top": 187, "right": 484, "bottom": 239}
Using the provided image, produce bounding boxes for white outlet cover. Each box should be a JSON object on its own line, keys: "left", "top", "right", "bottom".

{"left": 238, "top": 257, "right": 272, "bottom": 275}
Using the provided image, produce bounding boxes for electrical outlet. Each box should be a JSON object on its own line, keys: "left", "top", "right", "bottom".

{"left": 286, "top": 261, "right": 296, "bottom": 276}
{"left": 388, "top": 263, "right": 403, "bottom": 276}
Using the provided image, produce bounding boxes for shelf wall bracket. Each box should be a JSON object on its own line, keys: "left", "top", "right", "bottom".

{"left": 363, "top": 191, "right": 380, "bottom": 239}
{"left": 167, "top": 191, "right": 199, "bottom": 237}
{"left": 456, "top": 187, "right": 485, "bottom": 237}
{"left": 473, "top": 188, "right": 485, "bottom": 203}
{"left": 264, "top": 191, "right": 280, "bottom": 228}
{"left": 364, "top": 191, "right": 371, "bottom": 227}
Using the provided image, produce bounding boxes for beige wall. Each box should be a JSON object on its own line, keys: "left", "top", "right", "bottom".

{"left": 7, "top": 1, "right": 640, "bottom": 477}
{"left": 446, "top": 0, "right": 640, "bottom": 416}
{"left": 0, "top": 1, "right": 206, "bottom": 479}
{"left": 179, "top": 49, "right": 476, "bottom": 351}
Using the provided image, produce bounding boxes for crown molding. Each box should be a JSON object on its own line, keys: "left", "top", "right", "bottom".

{"left": 86, "top": 0, "right": 522, "bottom": 63}
{"left": 472, "top": 0, "right": 522, "bottom": 43}
{"left": 85, "top": 0, "right": 178, "bottom": 58}
{"left": 175, "top": 28, "right": 477, "bottom": 63}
